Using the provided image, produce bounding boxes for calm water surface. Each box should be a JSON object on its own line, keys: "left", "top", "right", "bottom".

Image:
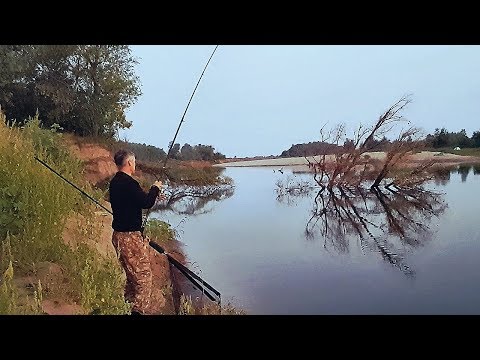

{"left": 154, "top": 165, "right": 480, "bottom": 314}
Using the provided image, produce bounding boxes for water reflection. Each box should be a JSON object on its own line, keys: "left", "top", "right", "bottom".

{"left": 277, "top": 175, "right": 450, "bottom": 276}
{"left": 431, "top": 167, "right": 451, "bottom": 186}
{"left": 457, "top": 164, "right": 471, "bottom": 183}
{"left": 431, "top": 164, "right": 479, "bottom": 184}
{"left": 151, "top": 184, "right": 234, "bottom": 216}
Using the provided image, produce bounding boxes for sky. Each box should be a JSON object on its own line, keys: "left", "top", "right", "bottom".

{"left": 122, "top": 45, "right": 480, "bottom": 158}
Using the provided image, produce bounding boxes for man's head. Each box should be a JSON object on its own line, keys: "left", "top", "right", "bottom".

{"left": 114, "top": 150, "right": 136, "bottom": 175}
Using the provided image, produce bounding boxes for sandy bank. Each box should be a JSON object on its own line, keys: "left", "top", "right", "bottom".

{"left": 214, "top": 151, "right": 480, "bottom": 171}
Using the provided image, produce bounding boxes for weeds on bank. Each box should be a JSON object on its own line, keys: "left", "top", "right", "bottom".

{"left": 144, "top": 219, "right": 175, "bottom": 243}
{"left": 0, "top": 113, "right": 128, "bottom": 314}
{"left": 178, "top": 294, "right": 246, "bottom": 315}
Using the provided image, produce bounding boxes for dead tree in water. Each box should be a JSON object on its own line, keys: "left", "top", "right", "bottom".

{"left": 305, "top": 96, "right": 432, "bottom": 189}
{"left": 276, "top": 96, "right": 448, "bottom": 275}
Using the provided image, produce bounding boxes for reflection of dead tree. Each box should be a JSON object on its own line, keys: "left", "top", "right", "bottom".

{"left": 151, "top": 184, "right": 234, "bottom": 215}
{"left": 300, "top": 184, "right": 447, "bottom": 276}
{"left": 275, "top": 176, "right": 316, "bottom": 205}
{"left": 276, "top": 97, "right": 449, "bottom": 275}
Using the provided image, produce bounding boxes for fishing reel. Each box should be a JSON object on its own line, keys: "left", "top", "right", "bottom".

{"left": 156, "top": 166, "right": 172, "bottom": 200}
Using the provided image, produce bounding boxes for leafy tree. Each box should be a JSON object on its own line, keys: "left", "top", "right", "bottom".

{"left": 472, "top": 131, "right": 480, "bottom": 148}
{"left": 168, "top": 143, "right": 181, "bottom": 160}
{"left": 433, "top": 128, "right": 449, "bottom": 148}
{"left": 0, "top": 45, "right": 141, "bottom": 138}
{"left": 114, "top": 141, "right": 166, "bottom": 163}
{"left": 195, "top": 144, "right": 215, "bottom": 161}
{"left": 180, "top": 143, "right": 196, "bottom": 160}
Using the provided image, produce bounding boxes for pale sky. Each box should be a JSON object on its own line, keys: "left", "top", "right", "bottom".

{"left": 121, "top": 45, "right": 480, "bottom": 157}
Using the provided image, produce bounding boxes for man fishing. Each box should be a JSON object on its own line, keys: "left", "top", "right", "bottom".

{"left": 109, "top": 149, "right": 163, "bottom": 315}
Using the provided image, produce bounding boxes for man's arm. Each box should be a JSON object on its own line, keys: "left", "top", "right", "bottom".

{"left": 131, "top": 181, "right": 160, "bottom": 209}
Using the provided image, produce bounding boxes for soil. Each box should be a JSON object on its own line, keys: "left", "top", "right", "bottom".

{"left": 63, "top": 134, "right": 117, "bottom": 185}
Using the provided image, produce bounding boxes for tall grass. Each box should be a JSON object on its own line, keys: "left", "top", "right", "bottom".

{"left": 0, "top": 235, "right": 17, "bottom": 314}
{"left": 427, "top": 147, "right": 480, "bottom": 157}
{"left": 0, "top": 113, "right": 128, "bottom": 314}
{"left": 178, "top": 294, "right": 246, "bottom": 315}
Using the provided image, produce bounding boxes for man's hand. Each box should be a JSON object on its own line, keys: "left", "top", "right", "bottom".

{"left": 153, "top": 181, "right": 167, "bottom": 201}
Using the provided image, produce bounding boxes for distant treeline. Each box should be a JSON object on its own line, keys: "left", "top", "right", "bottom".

{"left": 280, "top": 128, "right": 480, "bottom": 157}
{"left": 280, "top": 141, "right": 342, "bottom": 157}
{"left": 424, "top": 128, "right": 480, "bottom": 149}
{"left": 114, "top": 141, "right": 226, "bottom": 162}
{"left": 280, "top": 138, "right": 392, "bottom": 157}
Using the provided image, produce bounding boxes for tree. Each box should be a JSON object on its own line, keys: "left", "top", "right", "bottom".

{"left": 455, "top": 129, "right": 471, "bottom": 148}
{"left": 180, "top": 143, "right": 196, "bottom": 160}
{"left": 75, "top": 45, "right": 141, "bottom": 137}
{"left": 432, "top": 128, "right": 449, "bottom": 148}
{"left": 114, "top": 141, "right": 166, "bottom": 163}
{"left": 168, "top": 143, "right": 181, "bottom": 159}
{"left": 276, "top": 96, "right": 448, "bottom": 277}
{"left": 299, "top": 96, "right": 430, "bottom": 189}
{"left": 472, "top": 131, "right": 480, "bottom": 148}
{"left": 343, "top": 139, "right": 355, "bottom": 151}
{"left": 0, "top": 45, "right": 43, "bottom": 122}
{"left": 213, "top": 151, "right": 226, "bottom": 160}
{"left": 0, "top": 45, "right": 141, "bottom": 138}
{"left": 280, "top": 141, "right": 342, "bottom": 157}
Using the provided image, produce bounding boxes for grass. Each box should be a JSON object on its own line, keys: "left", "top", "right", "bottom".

{"left": 427, "top": 147, "right": 480, "bottom": 157}
{"left": 0, "top": 233, "right": 44, "bottom": 314}
{"left": 0, "top": 113, "right": 129, "bottom": 314}
{"left": 178, "top": 294, "right": 246, "bottom": 315}
{"left": 0, "top": 236, "right": 18, "bottom": 314}
{"left": 144, "top": 219, "right": 176, "bottom": 243}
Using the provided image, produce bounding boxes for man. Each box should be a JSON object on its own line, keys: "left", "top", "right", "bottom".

{"left": 109, "top": 149, "right": 163, "bottom": 315}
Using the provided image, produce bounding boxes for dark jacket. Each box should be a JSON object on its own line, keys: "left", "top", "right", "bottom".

{"left": 109, "top": 171, "right": 159, "bottom": 232}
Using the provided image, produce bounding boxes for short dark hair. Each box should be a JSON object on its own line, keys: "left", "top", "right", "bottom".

{"left": 114, "top": 150, "right": 135, "bottom": 167}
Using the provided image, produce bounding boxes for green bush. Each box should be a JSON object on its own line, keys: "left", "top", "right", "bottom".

{"left": 67, "top": 243, "right": 129, "bottom": 315}
{"left": 0, "top": 114, "right": 81, "bottom": 266}
{"left": 144, "top": 219, "right": 175, "bottom": 243}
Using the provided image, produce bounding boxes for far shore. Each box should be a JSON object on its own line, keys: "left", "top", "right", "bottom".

{"left": 214, "top": 151, "right": 480, "bottom": 171}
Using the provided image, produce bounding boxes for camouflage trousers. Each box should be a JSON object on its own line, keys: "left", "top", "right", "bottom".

{"left": 112, "top": 231, "right": 152, "bottom": 315}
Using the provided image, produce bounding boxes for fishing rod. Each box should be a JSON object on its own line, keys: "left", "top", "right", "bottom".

{"left": 143, "top": 44, "right": 220, "bottom": 305}
{"left": 142, "top": 45, "right": 219, "bottom": 230}
{"left": 34, "top": 156, "right": 221, "bottom": 304}
{"left": 163, "top": 45, "right": 219, "bottom": 169}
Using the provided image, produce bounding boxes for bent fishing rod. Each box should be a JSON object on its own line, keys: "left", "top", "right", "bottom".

{"left": 34, "top": 156, "right": 221, "bottom": 304}
{"left": 142, "top": 45, "right": 219, "bottom": 230}
{"left": 141, "top": 44, "right": 220, "bottom": 303}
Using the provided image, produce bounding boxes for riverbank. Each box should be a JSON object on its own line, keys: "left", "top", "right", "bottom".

{"left": 214, "top": 151, "right": 480, "bottom": 171}
{"left": 0, "top": 116, "right": 236, "bottom": 315}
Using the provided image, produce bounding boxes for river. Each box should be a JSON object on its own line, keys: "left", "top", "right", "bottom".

{"left": 153, "top": 164, "right": 480, "bottom": 314}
